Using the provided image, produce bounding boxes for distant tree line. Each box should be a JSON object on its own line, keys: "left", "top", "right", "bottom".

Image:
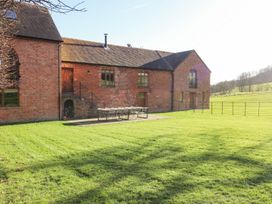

{"left": 212, "top": 65, "right": 272, "bottom": 94}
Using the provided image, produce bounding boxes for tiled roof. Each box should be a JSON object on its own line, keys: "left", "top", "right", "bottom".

{"left": 14, "top": 3, "right": 62, "bottom": 42}
{"left": 62, "top": 38, "right": 193, "bottom": 71}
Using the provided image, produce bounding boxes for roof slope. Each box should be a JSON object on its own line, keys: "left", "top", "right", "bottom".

{"left": 14, "top": 3, "right": 62, "bottom": 42}
{"left": 62, "top": 38, "right": 193, "bottom": 71}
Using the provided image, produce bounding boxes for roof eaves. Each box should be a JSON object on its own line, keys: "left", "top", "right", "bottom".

{"left": 61, "top": 60, "right": 172, "bottom": 72}
{"left": 16, "top": 34, "right": 63, "bottom": 42}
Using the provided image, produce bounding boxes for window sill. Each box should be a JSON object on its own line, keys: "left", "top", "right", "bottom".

{"left": 101, "top": 86, "right": 115, "bottom": 88}
{"left": 0, "top": 106, "right": 20, "bottom": 109}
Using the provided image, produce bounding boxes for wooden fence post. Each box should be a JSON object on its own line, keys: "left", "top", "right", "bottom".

{"left": 244, "top": 102, "right": 247, "bottom": 116}
{"left": 221, "top": 101, "right": 224, "bottom": 115}
{"left": 211, "top": 102, "right": 213, "bottom": 114}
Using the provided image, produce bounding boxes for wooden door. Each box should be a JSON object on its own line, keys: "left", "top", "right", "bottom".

{"left": 189, "top": 92, "right": 196, "bottom": 109}
{"left": 62, "top": 68, "right": 74, "bottom": 93}
{"left": 137, "top": 92, "right": 147, "bottom": 107}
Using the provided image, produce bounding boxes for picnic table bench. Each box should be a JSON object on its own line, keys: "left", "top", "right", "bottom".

{"left": 97, "top": 107, "right": 148, "bottom": 121}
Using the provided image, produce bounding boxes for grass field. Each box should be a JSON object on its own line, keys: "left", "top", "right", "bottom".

{"left": 212, "top": 82, "right": 272, "bottom": 103}
{"left": 212, "top": 91, "right": 272, "bottom": 102}
{"left": 1, "top": 111, "right": 272, "bottom": 203}
{"left": 210, "top": 89, "right": 272, "bottom": 116}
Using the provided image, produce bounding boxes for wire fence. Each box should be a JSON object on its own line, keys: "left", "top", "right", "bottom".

{"left": 193, "top": 102, "right": 272, "bottom": 116}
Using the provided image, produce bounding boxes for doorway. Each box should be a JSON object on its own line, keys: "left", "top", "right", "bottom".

{"left": 137, "top": 92, "right": 147, "bottom": 107}
{"left": 189, "top": 92, "right": 196, "bottom": 109}
{"left": 63, "top": 100, "right": 74, "bottom": 119}
{"left": 62, "top": 68, "right": 74, "bottom": 93}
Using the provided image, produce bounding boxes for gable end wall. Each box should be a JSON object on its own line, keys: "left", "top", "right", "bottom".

{"left": 0, "top": 38, "right": 60, "bottom": 123}
{"left": 173, "top": 51, "right": 211, "bottom": 110}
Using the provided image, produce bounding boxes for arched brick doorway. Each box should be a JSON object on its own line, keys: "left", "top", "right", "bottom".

{"left": 63, "top": 100, "right": 74, "bottom": 119}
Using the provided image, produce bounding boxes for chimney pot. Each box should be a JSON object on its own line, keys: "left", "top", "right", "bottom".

{"left": 104, "top": 33, "right": 108, "bottom": 48}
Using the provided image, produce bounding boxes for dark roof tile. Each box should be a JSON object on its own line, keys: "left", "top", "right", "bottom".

{"left": 14, "top": 3, "right": 62, "bottom": 42}
{"left": 62, "top": 38, "right": 193, "bottom": 71}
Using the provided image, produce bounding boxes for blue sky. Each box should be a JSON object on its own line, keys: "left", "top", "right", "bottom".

{"left": 52, "top": 0, "right": 272, "bottom": 84}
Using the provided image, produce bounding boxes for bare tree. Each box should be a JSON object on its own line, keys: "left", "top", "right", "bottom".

{"left": 22, "top": 0, "right": 86, "bottom": 13}
{"left": 0, "top": 0, "right": 85, "bottom": 89}
{"left": 237, "top": 72, "right": 249, "bottom": 92}
{"left": 212, "top": 66, "right": 272, "bottom": 94}
{"left": 247, "top": 72, "right": 252, "bottom": 92}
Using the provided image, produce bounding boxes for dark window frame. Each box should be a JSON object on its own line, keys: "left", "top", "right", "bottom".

{"left": 138, "top": 71, "right": 149, "bottom": 87}
{"left": 189, "top": 70, "right": 197, "bottom": 88}
{"left": 101, "top": 69, "right": 115, "bottom": 87}
{"left": 0, "top": 88, "right": 19, "bottom": 107}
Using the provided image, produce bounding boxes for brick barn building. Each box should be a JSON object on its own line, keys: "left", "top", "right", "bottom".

{"left": 0, "top": 3, "right": 211, "bottom": 123}
{"left": 61, "top": 38, "right": 211, "bottom": 119}
{"left": 0, "top": 4, "right": 62, "bottom": 123}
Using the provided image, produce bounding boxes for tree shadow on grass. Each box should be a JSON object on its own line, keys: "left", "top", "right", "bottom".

{"left": 0, "top": 165, "right": 8, "bottom": 182}
{"left": 7, "top": 131, "right": 272, "bottom": 203}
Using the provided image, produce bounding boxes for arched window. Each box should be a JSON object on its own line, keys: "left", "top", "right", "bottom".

{"left": 0, "top": 49, "right": 20, "bottom": 107}
{"left": 189, "top": 70, "right": 197, "bottom": 88}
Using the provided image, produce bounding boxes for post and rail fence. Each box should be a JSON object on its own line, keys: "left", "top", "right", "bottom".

{"left": 193, "top": 101, "right": 272, "bottom": 116}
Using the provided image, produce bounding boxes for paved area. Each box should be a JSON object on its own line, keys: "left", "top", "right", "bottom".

{"left": 63, "top": 114, "right": 169, "bottom": 127}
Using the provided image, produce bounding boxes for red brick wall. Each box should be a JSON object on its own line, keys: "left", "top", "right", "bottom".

{"left": 61, "top": 63, "right": 172, "bottom": 118}
{"left": 173, "top": 51, "right": 211, "bottom": 110}
{"left": 0, "top": 38, "right": 60, "bottom": 123}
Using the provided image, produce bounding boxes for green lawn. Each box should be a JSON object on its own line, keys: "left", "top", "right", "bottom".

{"left": 1, "top": 112, "right": 272, "bottom": 203}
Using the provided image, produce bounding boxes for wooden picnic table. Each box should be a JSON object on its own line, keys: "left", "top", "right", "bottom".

{"left": 97, "top": 107, "right": 148, "bottom": 121}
